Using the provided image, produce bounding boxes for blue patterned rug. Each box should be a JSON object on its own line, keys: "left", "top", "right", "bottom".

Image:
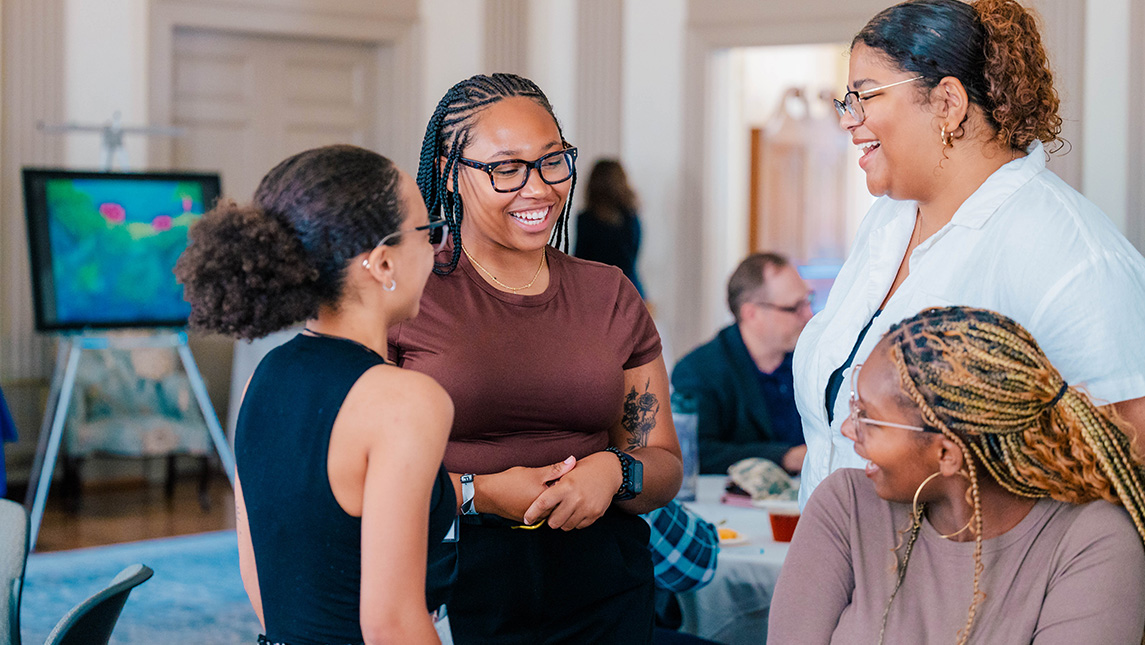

{"left": 21, "top": 530, "right": 262, "bottom": 643}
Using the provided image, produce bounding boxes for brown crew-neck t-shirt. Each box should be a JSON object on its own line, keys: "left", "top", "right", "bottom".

{"left": 389, "top": 246, "right": 661, "bottom": 474}
{"left": 769, "top": 469, "right": 1145, "bottom": 645}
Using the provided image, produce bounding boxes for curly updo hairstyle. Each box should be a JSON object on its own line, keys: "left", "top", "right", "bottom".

{"left": 854, "top": 0, "right": 1064, "bottom": 153}
{"left": 875, "top": 306, "right": 1145, "bottom": 645}
{"left": 417, "top": 73, "right": 575, "bottom": 275}
{"left": 175, "top": 144, "right": 405, "bottom": 340}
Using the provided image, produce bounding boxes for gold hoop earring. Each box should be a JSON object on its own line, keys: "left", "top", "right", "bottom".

{"left": 940, "top": 124, "right": 954, "bottom": 148}
{"left": 912, "top": 471, "right": 972, "bottom": 540}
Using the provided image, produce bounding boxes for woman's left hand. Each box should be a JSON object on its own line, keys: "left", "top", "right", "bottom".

{"left": 522, "top": 451, "right": 622, "bottom": 529}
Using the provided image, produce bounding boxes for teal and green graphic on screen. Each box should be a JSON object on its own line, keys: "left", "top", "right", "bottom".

{"left": 30, "top": 173, "right": 220, "bottom": 329}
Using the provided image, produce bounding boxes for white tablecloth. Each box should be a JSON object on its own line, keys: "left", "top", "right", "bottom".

{"left": 677, "top": 475, "right": 791, "bottom": 644}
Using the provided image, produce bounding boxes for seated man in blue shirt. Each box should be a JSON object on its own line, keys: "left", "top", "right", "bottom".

{"left": 672, "top": 252, "right": 811, "bottom": 475}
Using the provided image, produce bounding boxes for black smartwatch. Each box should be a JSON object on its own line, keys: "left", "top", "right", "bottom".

{"left": 605, "top": 446, "right": 643, "bottom": 500}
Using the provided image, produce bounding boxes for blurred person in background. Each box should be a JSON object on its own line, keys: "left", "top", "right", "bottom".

{"left": 575, "top": 159, "right": 646, "bottom": 298}
{"left": 672, "top": 253, "right": 811, "bottom": 475}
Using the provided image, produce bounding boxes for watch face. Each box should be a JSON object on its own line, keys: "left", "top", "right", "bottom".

{"left": 630, "top": 459, "right": 644, "bottom": 494}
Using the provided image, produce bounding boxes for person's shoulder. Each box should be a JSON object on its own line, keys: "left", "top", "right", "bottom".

{"left": 1052, "top": 499, "right": 1143, "bottom": 550}
{"left": 348, "top": 365, "right": 453, "bottom": 420}
{"left": 1004, "top": 168, "right": 1131, "bottom": 249}
{"left": 551, "top": 245, "right": 625, "bottom": 279}
{"left": 551, "top": 246, "right": 645, "bottom": 306}
{"left": 805, "top": 468, "right": 880, "bottom": 514}
{"left": 821, "top": 468, "right": 871, "bottom": 498}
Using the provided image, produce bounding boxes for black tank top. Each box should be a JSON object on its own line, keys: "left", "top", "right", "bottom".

{"left": 236, "top": 333, "right": 455, "bottom": 645}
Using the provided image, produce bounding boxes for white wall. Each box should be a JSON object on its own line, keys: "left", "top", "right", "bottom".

{"left": 528, "top": 0, "right": 578, "bottom": 144}
{"left": 621, "top": 0, "right": 686, "bottom": 358}
{"left": 1082, "top": 0, "right": 1129, "bottom": 229}
{"left": 419, "top": 0, "right": 484, "bottom": 144}
{"left": 64, "top": 0, "right": 149, "bottom": 170}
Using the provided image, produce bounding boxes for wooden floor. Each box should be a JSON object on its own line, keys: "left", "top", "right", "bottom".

{"left": 30, "top": 474, "right": 235, "bottom": 552}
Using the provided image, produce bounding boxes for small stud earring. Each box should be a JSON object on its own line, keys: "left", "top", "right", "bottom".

{"left": 362, "top": 258, "right": 370, "bottom": 269}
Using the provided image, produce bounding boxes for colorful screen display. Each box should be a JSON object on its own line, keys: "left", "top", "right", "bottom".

{"left": 23, "top": 169, "right": 222, "bottom": 331}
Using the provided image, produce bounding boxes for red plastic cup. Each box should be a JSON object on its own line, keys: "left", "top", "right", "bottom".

{"left": 768, "top": 510, "right": 800, "bottom": 542}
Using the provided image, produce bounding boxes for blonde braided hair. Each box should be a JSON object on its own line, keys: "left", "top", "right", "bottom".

{"left": 881, "top": 306, "right": 1145, "bottom": 644}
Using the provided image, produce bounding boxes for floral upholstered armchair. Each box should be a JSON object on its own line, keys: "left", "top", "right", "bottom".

{"left": 63, "top": 345, "right": 212, "bottom": 506}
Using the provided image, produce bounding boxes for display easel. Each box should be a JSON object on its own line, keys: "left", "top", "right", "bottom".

{"left": 26, "top": 112, "right": 220, "bottom": 550}
{"left": 24, "top": 331, "right": 236, "bottom": 549}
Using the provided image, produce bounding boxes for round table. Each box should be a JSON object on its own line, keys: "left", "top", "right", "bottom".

{"left": 677, "top": 475, "right": 792, "bottom": 644}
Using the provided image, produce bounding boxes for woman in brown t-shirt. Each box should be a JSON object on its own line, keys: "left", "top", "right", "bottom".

{"left": 389, "top": 73, "right": 683, "bottom": 644}
{"left": 770, "top": 306, "right": 1145, "bottom": 644}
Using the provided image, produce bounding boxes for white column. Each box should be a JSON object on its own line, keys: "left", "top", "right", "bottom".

{"left": 1032, "top": 0, "right": 1087, "bottom": 192}
{"left": 1081, "top": 0, "right": 1130, "bottom": 230}
{"left": 575, "top": 0, "right": 624, "bottom": 163}
{"left": 1, "top": 0, "right": 67, "bottom": 381}
{"left": 485, "top": 0, "right": 528, "bottom": 76}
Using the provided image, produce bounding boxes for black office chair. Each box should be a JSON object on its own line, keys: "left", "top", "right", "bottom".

{"left": 42, "top": 563, "right": 153, "bottom": 645}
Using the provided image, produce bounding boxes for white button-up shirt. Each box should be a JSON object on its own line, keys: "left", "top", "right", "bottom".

{"left": 794, "top": 141, "right": 1145, "bottom": 508}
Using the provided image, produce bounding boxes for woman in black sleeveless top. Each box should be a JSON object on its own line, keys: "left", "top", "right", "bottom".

{"left": 176, "top": 145, "right": 455, "bottom": 644}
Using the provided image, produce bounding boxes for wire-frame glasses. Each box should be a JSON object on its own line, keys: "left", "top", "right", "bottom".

{"left": 376, "top": 216, "right": 449, "bottom": 253}
{"left": 833, "top": 76, "right": 923, "bottom": 124}
{"left": 848, "top": 363, "right": 930, "bottom": 439}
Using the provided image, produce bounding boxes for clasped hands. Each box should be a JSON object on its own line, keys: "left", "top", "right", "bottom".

{"left": 478, "top": 451, "right": 624, "bottom": 531}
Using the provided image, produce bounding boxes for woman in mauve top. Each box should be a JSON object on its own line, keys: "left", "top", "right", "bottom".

{"left": 390, "top": 73, "right": 683, "bottom": 644}
{"left": 770, "top": 307, "right": 1145, "bottom": 645}
{"left": 177, "top": 145, "right": 454, "bottom": 644}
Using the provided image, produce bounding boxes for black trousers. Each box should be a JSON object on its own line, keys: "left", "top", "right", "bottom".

{"left": 447, "top": 507, "right": 655, "bottom": 644}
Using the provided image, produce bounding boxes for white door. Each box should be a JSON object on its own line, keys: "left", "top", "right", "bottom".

{"left": 172, "top": 27, "right": 380, "bottom": 199}
{"left": 170, "top": 27, "right": 381, "bottom": 434}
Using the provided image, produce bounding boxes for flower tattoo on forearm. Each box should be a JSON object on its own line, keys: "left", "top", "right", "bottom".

{"left": 622, "top": 379, "right": 659, "bottom": 450}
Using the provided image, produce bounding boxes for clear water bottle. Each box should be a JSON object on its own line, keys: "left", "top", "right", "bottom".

{"left": 671, "top": 391, "right": 700, "bottom": 502}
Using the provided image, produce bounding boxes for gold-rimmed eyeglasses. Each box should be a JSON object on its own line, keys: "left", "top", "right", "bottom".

{"left": 833, "top": 76, "right": 924, "bottom": 124}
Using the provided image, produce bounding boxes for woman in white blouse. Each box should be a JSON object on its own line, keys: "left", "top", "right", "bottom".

{"left": 795, "top": 0, "right": 1145, "bottom": 507}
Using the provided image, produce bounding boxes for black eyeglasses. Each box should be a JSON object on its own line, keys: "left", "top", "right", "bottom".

{"left": 376, "top": 217, "right": 449, "bottom": 253}
{"left": 753, "top": 293, "right": 815, "bottom": 315}
{"left": 833, "top": 76, "right": 923, "bottom": 124}
{"left": 458, "top": 147, "right": 578, "bottom": 193}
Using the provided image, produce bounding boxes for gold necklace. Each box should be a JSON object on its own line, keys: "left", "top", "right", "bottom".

{"left": 462, "top": 245, "right": 546, "bottom": 293}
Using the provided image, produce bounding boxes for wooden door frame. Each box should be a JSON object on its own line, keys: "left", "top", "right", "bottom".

{"left": 148, "top": 0, "right": 422, "bottom": 174}
{"left": 679, "top": 0, "right": 887, "bottom": 347}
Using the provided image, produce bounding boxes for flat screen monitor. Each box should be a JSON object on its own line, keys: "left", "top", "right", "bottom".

{"left": 22, "top": 168, "right": 222, "bottom": 332}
